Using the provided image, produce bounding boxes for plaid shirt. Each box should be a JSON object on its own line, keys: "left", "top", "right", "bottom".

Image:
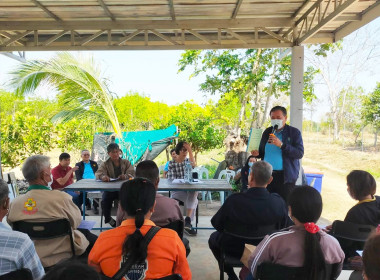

{"left": 0, "top": 223, "right": 44, "bottom": 279}
{"left": 167, "top": 158, "right": 190, "bottom": 179}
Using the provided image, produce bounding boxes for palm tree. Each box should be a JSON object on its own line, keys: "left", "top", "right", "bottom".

{"left": 9, "top": 52, "right": 122, "bottom": 136}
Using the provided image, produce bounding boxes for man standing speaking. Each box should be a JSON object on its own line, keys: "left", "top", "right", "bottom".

{"left": 251, "top": 106, "right": 304, "bottom": 202}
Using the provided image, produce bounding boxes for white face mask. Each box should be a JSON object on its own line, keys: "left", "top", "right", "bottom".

{"left": 271, "top": 119, "right": 284, "bottom": 130}
{"left": 248, "top": 162, "right": 254, "bottom": 167}
{"left": 47, "top": 174, "right": 53, "bottom": 190}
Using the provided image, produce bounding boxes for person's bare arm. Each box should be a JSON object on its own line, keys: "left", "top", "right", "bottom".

{"left": 56, "top": 166, "right": 79, "bottom": 186}
{"left": 184, "top": 142, "right": 196, "bottom": 168}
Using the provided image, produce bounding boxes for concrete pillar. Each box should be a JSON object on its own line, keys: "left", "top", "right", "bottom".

{"left": 290, "top": 45, "right": 304, "bottom": 132}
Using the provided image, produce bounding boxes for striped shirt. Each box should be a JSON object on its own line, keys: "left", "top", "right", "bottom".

{"left": 0, "top": 222, "right": 44, "bottom": 279}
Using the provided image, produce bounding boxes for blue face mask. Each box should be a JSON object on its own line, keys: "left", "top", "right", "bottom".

{"left": 248, "top": 162, "right": 254, "bottom": 167}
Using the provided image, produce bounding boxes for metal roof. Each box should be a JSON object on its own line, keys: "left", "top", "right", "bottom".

{"left": 0, "top": 0, "right": 379, "bottom": 51}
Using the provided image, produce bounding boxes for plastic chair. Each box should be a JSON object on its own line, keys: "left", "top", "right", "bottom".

{"left": 256, "top": 262, "right": 341, "bottom": 280}
{"left": 12, "top": 219, "right": 76, "bottom": 258}
{"left": 219, "top": 223, "right": 277, "bottom": 280}
{"left": 0, "top": 268, "right": 33, "bottom": 280}
{"left": 218, "top": 170, "right": 235, "bottom": 205}
{"left": 193, "top": 166, "right": 212, "bottom": 204}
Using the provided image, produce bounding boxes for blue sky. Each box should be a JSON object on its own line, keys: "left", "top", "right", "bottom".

{"left": 0, "top": 17, "right": 379, "bottom": 121}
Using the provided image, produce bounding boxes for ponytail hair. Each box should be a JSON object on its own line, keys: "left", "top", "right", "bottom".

{"left": 119, "top": 178, "right": 156, "bottom": 262}
{"left": 288, "top": 186, "right": 325, "bottom": 280}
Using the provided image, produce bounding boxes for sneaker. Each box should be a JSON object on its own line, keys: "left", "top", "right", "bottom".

{"left": 184, "top": 225, "right": 197, "bottom": 236}
{"left": 106, "top": 217, "right": 116, "bottom": 228}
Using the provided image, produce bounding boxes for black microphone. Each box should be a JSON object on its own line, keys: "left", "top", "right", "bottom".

{"left": 271, "top": 124, "right": 279, "bottom": 134}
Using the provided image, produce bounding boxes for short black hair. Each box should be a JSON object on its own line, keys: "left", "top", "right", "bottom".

{"left": 136, "top": 160, "right": 159, "bottom": 184}
{"left": 363, "top": 233, "right": 380, "bottom": 280}
{"left": 270, "top": 106, "right": 287, "bottom": 117}
{"left": 107, "top": 143, "right": 120, "bottom": 153}
{"left": 59, "top": 153, "right": 70, "bottom": 161}
{"left": 170, "top": 148, "right": 176, "bottom": 154}
{"left": 347, "top": 170, "right": 376, "bottom": 200}
{"left": 175, "top": 141, "right": 185, "bottom": 155}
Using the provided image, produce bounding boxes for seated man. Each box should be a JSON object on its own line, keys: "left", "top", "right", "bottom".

{"left": 7, "top": 155, "right": 97, "bottom": 268}
{"left": 163, "top": 148, "right": 177, "bottom": 178}
{"left": 116, "top": 160, "right": 183, "bottom": 227}
{"left": 75, "top": 149, "right": 99, "bottom": 214}
{"left": 51, "top": 153, "right": 80, "bottom": 208}
{"left": 95, "top": 143, "right": 134, "bottom": 227}
{"left": 0, "top": 179, "right": 45, "bottom": 279}
{"left": 209, "top": 161, "right": 291, "bottom": 280}
{"left": 167, "top": 141, "right": 198, "bottom": 236}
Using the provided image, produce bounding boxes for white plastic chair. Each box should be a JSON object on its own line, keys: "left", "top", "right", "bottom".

{"left": 194, "top": 166, "right": 212, "bottom": 205}
{"left": 218, "top": 170, "right": 236, "bottom": 205}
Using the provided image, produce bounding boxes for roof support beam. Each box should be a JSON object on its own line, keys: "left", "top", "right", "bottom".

{"left": 1, "top": 52, "right": 26, "bottom": 62}
{"left": 98, "top": 0, "right": 116, "bottom": 21}
{"left": 79, "top": 30, "right": 106, "bottom": 46}
{"left": 30, "top": 0, "right": 62, "bottom": 21}
{"left": 42, "top": 30, "right": 68, "bottom": 46}
{"left": 225, "top": 29, "right": 248, "bottom": 44}
{"left": 1, "top": 30, "right": 32, "bottom": 47}
{"left": 261, "top": 27, "right": 291, "bottom": 43}
{"left": 168, "top": 0, "right": 176, "bottom": 20}
{"left": 0, "top": 18, "right": 293, "bottom": 31}
{"left": 335, "top": 1, "right": 380, "bottom": 41}
{"left": 149, "top": 30, "right": 179, "bottom": 45}
{"left": 297, "top": 0, "right": 358, "bottom": 44}
{"left": 232, "top": 0, "right": 244, "bottom": 19}
{"left": 186, "top": 30, "right": 215, "bottom": 45}
{"left": 116, "top": 30, "right": 142, "bottom": 45}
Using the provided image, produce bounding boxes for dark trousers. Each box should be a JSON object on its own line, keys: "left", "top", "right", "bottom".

{"left": 77, "top": 228, "right": 98, "bottom": 258}
{"left": 209, "top": 231, "right": 239, "bottom": 279}
{"left": 101, "top": 191, "right": 119, "bottom": 222}
{"left": 267, "top": 171, "right": 295, "bottom": 203}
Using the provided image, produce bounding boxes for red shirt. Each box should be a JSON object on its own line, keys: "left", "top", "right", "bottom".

{"left": 51, "top": 164, "right": 73, "bottom": 190}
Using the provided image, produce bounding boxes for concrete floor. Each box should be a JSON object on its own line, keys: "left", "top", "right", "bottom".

{"left": 85, "top": 200, "right": 353, "bottom": 280}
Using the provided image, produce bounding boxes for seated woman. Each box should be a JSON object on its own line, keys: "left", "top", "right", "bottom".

{"left": 362, "top": 232, "right": 380, "bottom": 280}
{"left": 88, "top": 178, "right": 191, "bottom": 280}
{"left": 239, "top": 156, "right": 257, "bottom": 192}
{"left": 342, "top": 170, "right": 379, "bottom": 258}
{"left": 242, "top": 186, "right": 344, "bottom": 280}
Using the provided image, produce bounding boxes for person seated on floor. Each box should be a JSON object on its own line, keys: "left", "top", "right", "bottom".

{"left": 362, "top": 231, "right": 380, "bottom": 280}
{"left": 95, "top": 143, "right": 135, "bottom": 227}
{"left": 116, "top": 160, "right": 183, "bottom": 227}
{"left": 51, "top": 153, "right": 81, "bottom": 209}
{"left": 241, "top": 186, "right": 345, "bottom": 280}
{"left": 88, "top": 178, "right": 191, "bottom": 280}
{"left": 7, "top": 155, "right": 98, "bottom": 268}
{"left": 209, "top": 161, "right": 291, "bottom": 280}
{"left": 42, "top": 260, "right": 100, "bottom": 280}
{"left": 0, "top": 179, "right": 45, "bottom": 280}
{"left": 167, "top": 141, "right": 198, "bottom": 236}
{"left": 75, "top": 149, "right": 99, "bottom": 214}
{"left": 163, "top": 148, "right": 177, "bottom": 178}
{"left": 325, "top": 170, "right": 380, "bottom": 261}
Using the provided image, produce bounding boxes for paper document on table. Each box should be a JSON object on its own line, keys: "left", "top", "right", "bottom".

{"left": 78, "top": 220, "right": 96, "bottom": 230}
{"left": 96, "top": 178, "right": 119, "bottom": 182}
{"left": 247, "top": 128, "right": 263, "bottom": 152}
{"left": 172, "top": 179, "right": 185, "bottom": 184}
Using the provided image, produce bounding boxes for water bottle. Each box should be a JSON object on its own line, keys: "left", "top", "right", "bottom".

{"left": 184, "top": 161, "right": 192, "bottom": 183}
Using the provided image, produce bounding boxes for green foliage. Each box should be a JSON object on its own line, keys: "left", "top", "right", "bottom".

{"left": 114, "top": 92, "right": 172, "bottom": 131}
{"left": 362, "top": 83, "right": 380, "bottom": 130}
{"left": 1, "top": 110, "right": 53, "bottom": 168}
{"left": 9, "top": 52, "right": 122, "bottom": 135}
{"left": 169, "top": 101, "right": 226, "bottom": 159}
{"left": 310, "top": 42, "right": 343, "bottom": 57}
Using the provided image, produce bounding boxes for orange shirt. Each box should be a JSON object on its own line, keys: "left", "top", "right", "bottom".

{"left": 88, "top": 219, "right": 191, "bottom": 280}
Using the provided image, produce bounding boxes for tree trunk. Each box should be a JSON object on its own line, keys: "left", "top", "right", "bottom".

{"left": 374, "top": 128, "right": 378, "bottom": 149}
{"left": 234, "top": 88, "right": 250, "bottom": 138}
